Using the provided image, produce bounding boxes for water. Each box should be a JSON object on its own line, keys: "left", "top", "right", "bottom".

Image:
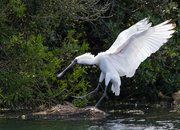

{"left": 0, "top": 104, "right": 180, "bottom": 130}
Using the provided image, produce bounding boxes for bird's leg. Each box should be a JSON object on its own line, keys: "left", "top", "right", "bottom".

{"left": 72, "top": 72, "right": 105, "bottom": 101}
{"left": 94, "top": 73, "right": 110, "bottom": 108}
{"left": 72, "top": 82, "right": 101, "bottom": 100}
{"left": 94, "top": 84, "right": 108, "bottom": 108}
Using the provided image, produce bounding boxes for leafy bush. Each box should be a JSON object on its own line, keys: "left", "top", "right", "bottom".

{"left": 0, "top": 0, "right": 179, "bottom": 109}
{"left": 0, "top": 29, "right": 89, "bottom": 108}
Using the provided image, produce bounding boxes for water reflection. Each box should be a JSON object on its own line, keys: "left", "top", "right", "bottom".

{"left": 98, "top": 118, "right": 180, "bottom": 130}
{"left": 0, "top": 115, "right": 180, "bottom": 130}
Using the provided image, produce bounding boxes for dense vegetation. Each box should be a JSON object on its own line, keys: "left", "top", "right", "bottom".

{"left": 0, "top": 0, "right": 179, "bottom": 108}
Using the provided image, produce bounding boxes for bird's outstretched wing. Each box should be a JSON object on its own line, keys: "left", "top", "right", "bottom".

{"left": 106, "top": 17, "right": 152, "bottom": 54}
{"left": 108, "top": 19, "right": 176, "bottom": 77}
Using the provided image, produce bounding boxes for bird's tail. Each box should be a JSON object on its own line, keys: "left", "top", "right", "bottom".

{"left": 111, "top": 78, "right": 121, "bottom": 96}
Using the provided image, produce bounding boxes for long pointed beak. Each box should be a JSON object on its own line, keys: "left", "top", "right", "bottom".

{"left": 57, "top": 59, "right": 77, "bottom": 78}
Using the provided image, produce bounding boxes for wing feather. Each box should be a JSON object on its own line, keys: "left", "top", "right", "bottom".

{"left": 108, "top": 19, "right": 176, "bottom": 77}
{"left": 106, "top": 17, "right": 152, "bottom": 53}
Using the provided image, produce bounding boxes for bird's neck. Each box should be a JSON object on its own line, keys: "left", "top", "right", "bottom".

{"left": 78, "top": 57, "right": 98, "bottom": 65}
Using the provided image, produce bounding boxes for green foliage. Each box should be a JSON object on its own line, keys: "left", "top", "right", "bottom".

{"left": 0, "top": 29, "right": 89, "bottom": 108}
{"left": 0, "top": 0, "right": 179, "bottom": 109}
{"left": 55, "top": 30, "right": 90, "bottom": 107}
{"left": 0, "top": 1, "right": 90, "bottom": 108}
{"left": 131, "top": 1, "right": 180, "bottom": 101}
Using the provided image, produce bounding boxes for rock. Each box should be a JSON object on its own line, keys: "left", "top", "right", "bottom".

{"left": 23, "top": 102, "right": 109, "bottom": 119}
{"left": 34, "top": 105, "right": 47, "bottom": 112}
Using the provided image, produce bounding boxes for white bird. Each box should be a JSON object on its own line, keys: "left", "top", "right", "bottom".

{"left": 57, "top": 17, "right": 176, "bottom": 108}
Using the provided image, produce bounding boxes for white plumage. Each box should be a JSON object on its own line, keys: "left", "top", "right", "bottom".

{"left": 107, "top": 18, "right": 175, "bottom": 78}
{"left": 57, "top": 17, "right": 176, "bottom": 108}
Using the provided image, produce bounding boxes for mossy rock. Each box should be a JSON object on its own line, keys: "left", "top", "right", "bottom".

{"left": 22, "top": 102, "right": 109, "bottom": 119}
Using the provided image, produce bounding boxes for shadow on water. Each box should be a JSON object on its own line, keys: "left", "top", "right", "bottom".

{"left": 0, "top": 102, "right": 180, "bottom": 130}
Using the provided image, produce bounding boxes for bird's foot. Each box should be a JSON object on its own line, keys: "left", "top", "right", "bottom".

{"left": 72, "top": 96, "right": 88, "bottom": 101}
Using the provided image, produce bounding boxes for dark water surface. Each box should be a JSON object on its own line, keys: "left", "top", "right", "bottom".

{"left": 0, "top": 103, "right": 180, "bottom": 130}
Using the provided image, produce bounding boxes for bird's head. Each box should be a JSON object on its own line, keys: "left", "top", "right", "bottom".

{"left": 75, "top": 53, "right": 95, "bottom": 64}
{"left": 57, "top": 53, "right": 95, "bottom": 78}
